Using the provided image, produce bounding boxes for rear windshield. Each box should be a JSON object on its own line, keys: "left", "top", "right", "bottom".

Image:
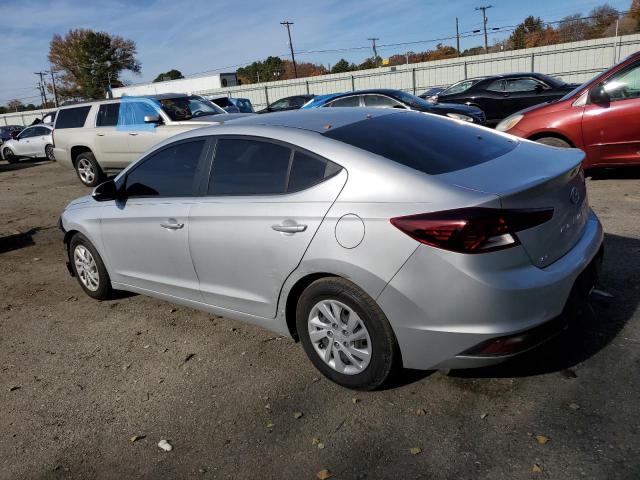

{"left": 322, "top": 112, "right": 517, "bottom": 175}
{"left": 55, "top": 106, "right": 91, "bottom": 129}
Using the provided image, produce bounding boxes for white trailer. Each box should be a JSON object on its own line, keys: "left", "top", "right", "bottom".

{"left": 111, "top": 73, "right": 238, "bottom": 98}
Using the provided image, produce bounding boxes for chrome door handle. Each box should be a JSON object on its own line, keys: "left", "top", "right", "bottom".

{"left": 272, "top": 224, "right": 307, "bottom": 233}
{"left": 129, "top": 132, "right": 139, "bottom": 136}
{"left": 160, "top": 222, "right": 184, "bottom": 230}
{"left": 96, "top": 133, "right": 105, "bottom": 136}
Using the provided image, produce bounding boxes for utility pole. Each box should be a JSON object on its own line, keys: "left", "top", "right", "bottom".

{"left": 280, "top": 21, "right": 298, "bottom": 78}
{"left": 456, "top": 17, "right": 461, "bottom": 56}
{"left": 34, "top": 71, "right": 48, "bottom": 107}
{"left": 368, "top": 37, "right": 380, "bottom": 67}
{"left": 45, "top": 68, "right": 59, "bottom": 107}
{"left": 475, "top": 5, "right": 493, "bottom": 53}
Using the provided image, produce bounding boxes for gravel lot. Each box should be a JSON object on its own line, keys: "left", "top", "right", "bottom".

{"left": 1, "top": 159, "right": 639, "bottom": 480}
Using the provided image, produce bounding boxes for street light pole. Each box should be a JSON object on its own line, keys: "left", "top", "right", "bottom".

{"left": 280, "top": 21, "right": 298, "bottom": 78}
{"left": 475, "top": 5, "right": 493, "bottom": 53}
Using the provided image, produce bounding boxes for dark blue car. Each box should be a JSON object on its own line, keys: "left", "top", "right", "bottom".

{"left": 301, "top": 89, "right": 485, "bottom": 125}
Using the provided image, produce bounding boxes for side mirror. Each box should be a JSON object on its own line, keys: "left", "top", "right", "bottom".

{"left": 589, "top": 84, "right": 610, "bottom": 105}
{"left": 143, "top": 115, "right": 161, "bottom": 124}
{"left": 92, "top": 179, "right": 121, "bottom": 202}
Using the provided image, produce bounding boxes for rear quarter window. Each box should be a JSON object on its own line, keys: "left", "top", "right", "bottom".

{"left": 322, "top": 112, "right": 517, "bottom": 175}
{"left": 55, "top": 106, "right": 91, "bottom": 129}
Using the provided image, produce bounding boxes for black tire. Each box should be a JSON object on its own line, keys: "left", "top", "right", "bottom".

{"left": 74, "top": 152, "right": 104, "bottom": 187}
{"left": 45, "top": 144, "right": 55, "bottom": 161}
{"left": 69, "top": 233, "right": 113, "bottom": 300}
{"left": 296, "top": 277, "right": 400, "bottom": 390}
{"left": 3, "top": 147, "right": 18, "bottom": 164}
{"left": 535, "top": 137, "right": 571, "bottom": 148}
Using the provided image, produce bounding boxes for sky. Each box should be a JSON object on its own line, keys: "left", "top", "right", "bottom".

{"left": 0, "top": 0, "right": 632, "bottom": 105}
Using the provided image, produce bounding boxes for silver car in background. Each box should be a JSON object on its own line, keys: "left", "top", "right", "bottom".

{"left": 59, "top": 109, "right": 603, "bottom": 390}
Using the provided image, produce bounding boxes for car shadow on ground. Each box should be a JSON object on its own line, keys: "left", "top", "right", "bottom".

{"left": 449, "top": 232, "right": 639, "bottom": 379}
{"left": 0, "top": 227, "right": 42, "bottom": 254}
{"left": 0, "top": 158, "right": 48, "bottom": 173}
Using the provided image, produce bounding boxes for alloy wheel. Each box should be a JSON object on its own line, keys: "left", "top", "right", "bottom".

{"left": 74, "top": 245, "right": 100, "bottom": 291}
{"left": 3, "top": 148, "right": 15, "bottom": 162}
{"left": 45, "top": 145, "right": 55, "bottom": 160}
{"left": 77, "top": 158, "right": 95, "bottom": 184}
{"left": 307, "top": 299, "right": 372, "bottom": 375}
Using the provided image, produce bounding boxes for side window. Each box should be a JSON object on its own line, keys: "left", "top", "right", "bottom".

{"left": 122, "top": 101, "right": 159, "bottom": 126}
{"left": 270, "top": 98, "right": 290, "bottom": 110}
{"left": 289, "top": 97, "right": 307, "bottom": 108}
{"left": 35, "top": 127, "right": 50, "bottom": 136}
{"left": 55, "top": 106, "right": 91, "bottom": 129}
{"left": 505, "top": 78, "right": 545, "bottom": 93}
{"left": 363, "top": 95, "right": 399, "bottom": 108}
{"left": 18, "top": 127, "right": 36, "bottom": 139}
{"left": 328, "top": 96, "right": 361, "bottom": 107}
{"left": 125, "top": 140, "right": 206, "bottom": 197}
{"left": 288, "top": 151, "right": 342, "bottom": 192}
{"left": 604, "top": 62, "right": 640, "bottom": 101}
{"left": 485, "top": 80, "right": 504, "bottom": 92}
{"left": 208, "top": 139, "right": 291, "bottom": 195}
{"left": 96, "top": 103, "right": 121, "bottom": 127}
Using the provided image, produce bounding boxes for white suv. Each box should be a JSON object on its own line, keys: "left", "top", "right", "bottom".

{"left": 53, "top": 94, "right": 248, "bottom": 186}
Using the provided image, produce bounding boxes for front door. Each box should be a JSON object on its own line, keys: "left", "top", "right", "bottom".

{"left": 100, "top": 138, "right": 209, "bottom": 301}
{"left": 14, "top": 127, "right": 38, "bottom": 156}
{"left": 189, "top": 138, "right": 346, "bottom": 318}
{"left": 581, "top": 60, "right": 640, "bottom": 166}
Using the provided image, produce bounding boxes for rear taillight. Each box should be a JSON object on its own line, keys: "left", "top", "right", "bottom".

{"left": 390, "top": 207, "right": 554, "bottom": 254}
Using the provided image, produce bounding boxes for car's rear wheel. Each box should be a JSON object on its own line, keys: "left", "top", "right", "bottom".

{"left": 296, "top": 277, "right": 400, "bottom": 390}
{"left": 3, "top": 147, "right": 17, "bottom": 164}
{"left": 75, "top": 152, "right": 103, "bottom": 187}
{"left": 45, "top": 144, "right": 55, "bottom": 161}
{"left": 69, "top": 233, "right": 112, "bottom": 300}
{"left": 535, "top": 137, "right": 571, "bottom": 148}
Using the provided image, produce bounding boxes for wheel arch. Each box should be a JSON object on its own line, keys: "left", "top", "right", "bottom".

{"left": 527, "top": 131, "right": 576, "bottom": 148}
{"left": 70, "top": 145, "right": 93, "bottom": 166}
{"left": 284, "top": 272, "right": 339, "bottom": 341}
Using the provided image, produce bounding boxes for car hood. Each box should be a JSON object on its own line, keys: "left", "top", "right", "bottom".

{"left": 170, "top": 113, "right": 254, "bottom": 125}
{"left": 509, "top": 96, "right": 573, "bottom": 118}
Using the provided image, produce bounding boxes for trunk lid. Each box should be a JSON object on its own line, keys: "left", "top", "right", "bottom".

{"left": 437, "top": 140, "right": 588, "bottom": 268}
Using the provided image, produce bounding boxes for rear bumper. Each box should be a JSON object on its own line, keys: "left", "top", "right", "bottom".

{"left": 377, "top": 210, "right": 604, "bottom": 370}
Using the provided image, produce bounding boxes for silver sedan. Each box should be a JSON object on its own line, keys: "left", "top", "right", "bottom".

{"left": 59, "top": 108, "right": 603, "bottom": 390}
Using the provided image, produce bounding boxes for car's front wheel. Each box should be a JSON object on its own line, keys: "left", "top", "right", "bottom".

{"left": 69, "top": 233, "right": 112, "bottom": 300}
{"left": 75, "top": 152, "right": 103, "bottom": 187}
{"left": 296, "top": 277, "right": 400, "bottom": 390}
{"left": 3, "top": 147, "right": 17, "bottom": 164}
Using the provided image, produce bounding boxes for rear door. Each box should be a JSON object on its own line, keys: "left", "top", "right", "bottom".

{"left": 189, "top": 137, "right": 346, "bottom": 318}
{"left": 581, "top": 60, "right": 640, "bottom": 166}
{"left": 31, "top": 126, "right": 51, "bottom": 156}
{"left": 502, "top": 77, "right": 555, "bottom": 114}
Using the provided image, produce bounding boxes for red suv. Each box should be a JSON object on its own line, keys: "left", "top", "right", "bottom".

{"left": 497, "top": 51, "right": 640, "bottom": 170}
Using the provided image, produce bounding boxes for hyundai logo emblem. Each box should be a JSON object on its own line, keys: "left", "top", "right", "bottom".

{"left": 569, "top": 186, "right": 580, "bottom": 205}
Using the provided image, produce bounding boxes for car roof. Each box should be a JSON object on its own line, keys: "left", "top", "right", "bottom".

{"left": 200, "top": 107, "right": 397, "bottom": 133}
